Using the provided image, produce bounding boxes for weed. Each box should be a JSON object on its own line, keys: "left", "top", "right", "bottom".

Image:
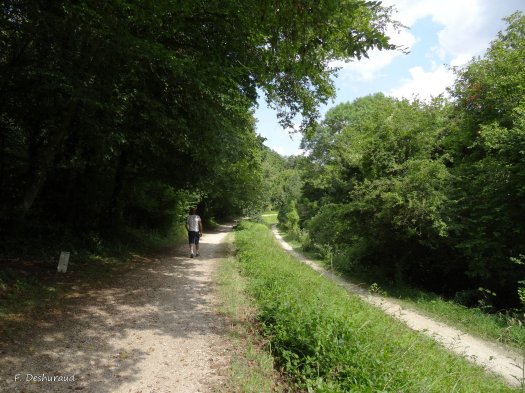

{"left": 369, "top": 282, "right": 388, "bottom": 297}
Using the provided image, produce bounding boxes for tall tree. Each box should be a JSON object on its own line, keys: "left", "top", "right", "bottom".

{"left": 302, "top": 94, "right": 454, "bottom": 290}
{"left": 446, "top": 12, "right": 525, "bottom": 307}
{"left": 0, "top": 0, "right": 398, "bottom": 238}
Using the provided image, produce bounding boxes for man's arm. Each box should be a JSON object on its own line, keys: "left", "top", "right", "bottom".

{"left": 199, "top": 219, "right": 203, "bottom": 235}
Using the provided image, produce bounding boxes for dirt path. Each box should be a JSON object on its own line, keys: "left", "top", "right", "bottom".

{"left": 272, "top": 226, "right": 525, "bottom": 388}
{"left": 0, "top": 224, "right": 233, "bottom": 393}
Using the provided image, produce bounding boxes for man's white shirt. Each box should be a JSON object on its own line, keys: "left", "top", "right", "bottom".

{"left": 187, "top": 214, "right": 201, "bottom": 232}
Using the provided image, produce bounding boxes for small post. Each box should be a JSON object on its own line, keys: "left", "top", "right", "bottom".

{"left": 57, "top": 251, "right": 70, "bottom": 273}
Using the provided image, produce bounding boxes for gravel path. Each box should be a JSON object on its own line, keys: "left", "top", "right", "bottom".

{"left": 0, "top": 224, "right": 233, "bottom": 393}
{"left": 272, "top": 225, "right": 525, "bottom": 388}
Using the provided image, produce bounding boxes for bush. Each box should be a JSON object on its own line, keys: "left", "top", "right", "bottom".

{"left": 278, "top": 200, "right": 301, "bottom": 239}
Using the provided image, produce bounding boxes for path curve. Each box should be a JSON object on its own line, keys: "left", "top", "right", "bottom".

{"left": 272, "top": 225, "right": 524, "bottom": 388}
{"left": 0, "top": 224, "right": 233, "bottom": 393}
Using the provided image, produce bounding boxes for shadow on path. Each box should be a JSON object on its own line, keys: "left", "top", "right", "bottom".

{"left": 0, "top": 224, "right": 233, "bottom": 392}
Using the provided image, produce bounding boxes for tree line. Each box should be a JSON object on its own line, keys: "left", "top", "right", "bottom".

{"left": 3, "top": 1, "right": 522, "bottom": 312}
{"left": 0, "top": 0, "right": 396, "bottom": 245}
{"left": 276, "top": 12, "right": 525, "bottom": 311}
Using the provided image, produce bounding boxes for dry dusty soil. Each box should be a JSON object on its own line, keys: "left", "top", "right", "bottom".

{"left": 272, "top": 226, "right": 525, "bottom": 389}
{"left": 0, "top": 224, "right": 233, "bottom": 393}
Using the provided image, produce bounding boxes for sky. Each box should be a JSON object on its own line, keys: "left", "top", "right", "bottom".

{"left": 255, "top": 0, "right": 525, "bottom": 156}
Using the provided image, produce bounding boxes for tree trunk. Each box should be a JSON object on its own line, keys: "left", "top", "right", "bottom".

{"left": 0, "top": 125, "right": 5, "bottom": 197}
{"left": 105, "top": 147, "right": 129, "bottom": 230}
{"left": 20, "top": 99, "right": 79, "bottom": 215}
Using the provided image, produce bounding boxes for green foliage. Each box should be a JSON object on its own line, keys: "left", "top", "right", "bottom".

{"left": 285, "top": 200, "right": 300, "bottom": 233}
{"left": 234, "top": 222, "right": 516, "bottom": 392}
{"left": 444, "top": 13, "right": 525, "bottom": 309}
{"left": 307, "top": 204, "right": 347, "bottom": 248}
{"left": 450, "top": 12, "right": 525, "bottom": 136}
{"left": 519, "top": 286, "right": 525, "bottom": 310}
{"left": 302, "top": 94, "right": 453, "bottom": 288}
{"left": 124, "top": 183, "right": 198, "bottom": 232}
{"left": 291, "top": 14, "right": 525, "bottom": 310}
{"left": 0, "top": 0, "right": 397, "bottom": 245}
{"left": 260, "top": 149, "right": 303, "bottom": 212}
{"left": 278, "top": 199, "right": 302, "bottom": 240}
{"left": 512, "top": 256, "right": 525, "bottom": 309}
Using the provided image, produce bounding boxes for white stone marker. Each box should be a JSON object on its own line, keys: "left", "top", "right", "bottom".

{"left": 57, "top": 251, "right": 70, "bottom": 273}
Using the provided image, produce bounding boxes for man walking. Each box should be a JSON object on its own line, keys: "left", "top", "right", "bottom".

{"left": 186, "top": 207, "right": 203, "bottom": 258}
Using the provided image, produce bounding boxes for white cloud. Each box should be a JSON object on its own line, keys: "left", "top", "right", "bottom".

{"left": 380, "top": 0, "right": 525, "bottom": 100}
{"left": 332, "top": 0, "right": 523, "bottom": 87}
{"left": 384, "top": 0, "right": 486, "bottom": 63}
{"left": 270, "top": 145, "right": 286, "bottom": 155}
{"left": 293, "top": 147, "right": 307, "bottom": 157}
{"left": 384, "top": 0, "right": 523, "bottom": 65}
{"left": 450, "top": 53, "right": 474, "bottom": 68}
{"left": 429, "top": 45, "right": 446, "bottom": 62}
{"left": 331, "top": 28, "right": 416, "bottom": 81}
{"left": 332, "top": 0, "right": 525, "bottom": 97}
{"left": 388, "top": 65, "right": 455, "bottom": 100}
{"left": 384, "top": 0, "right": 481, "bottom": 31}
{"left": 266, "top": 144, "right": 305, "bottom": 157}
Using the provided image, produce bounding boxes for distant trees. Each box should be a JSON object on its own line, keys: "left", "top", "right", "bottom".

{"left": 0, "top": 0, "right": 397, "bottom": 239}
{"left": 290, "top": 13, "right": 525, "bottom": 310}
{"left": 260, "top": 148, "right": 303, "bottom": 213}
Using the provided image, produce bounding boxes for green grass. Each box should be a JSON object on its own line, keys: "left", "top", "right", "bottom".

{"left": 275, "top": 226, "right": 525, "bottom": 353}
{"left": 234, "top": 221, "right": 520, "bottom": 392}
{"left": 390, "top": 288, "right": 525, "bottom": 351}
{"left": 215, "top": 234, "right": 286, "bottom": 392}
{"left": 259, "top": 212, "right": 278, "bottom": 225}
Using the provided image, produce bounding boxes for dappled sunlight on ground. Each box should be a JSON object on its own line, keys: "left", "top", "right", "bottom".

{"left": 0, "top": 225, "right": 234, "bottom": 392}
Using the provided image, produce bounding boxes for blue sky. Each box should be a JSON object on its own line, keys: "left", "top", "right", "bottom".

{"left": 255, "top": 0, "right": 525, "bottom": 156}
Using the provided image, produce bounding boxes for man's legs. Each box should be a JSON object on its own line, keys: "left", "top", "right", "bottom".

{"left": 195, "top": 233, "right": 200, "bottom": 256}
{"left": 188, "top": 231, "right": 196, "bottom": 257}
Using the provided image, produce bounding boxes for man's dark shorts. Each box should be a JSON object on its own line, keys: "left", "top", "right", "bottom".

{"left": 188, "top": 231, "right": 200, "bottom": 244}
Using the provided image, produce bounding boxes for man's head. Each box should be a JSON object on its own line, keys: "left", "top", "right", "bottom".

{"left": 190, "top": 207, "right": 197, "bottom": 215}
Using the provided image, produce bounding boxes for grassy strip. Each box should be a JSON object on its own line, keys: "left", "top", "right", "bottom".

{"left": 268, "top": 221, "right": 525, "bottom": 352}
{"left": 260, "top": 212, "right": 278, "bottom": 225}
{"left": 234, "top": 221, "right": 520, "bottom": 392}
{"left": 215, "top": 234, "right": 286, "bottom": 392}
{"left": 386, "top": 288, "right": 525, "bottom": 351}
